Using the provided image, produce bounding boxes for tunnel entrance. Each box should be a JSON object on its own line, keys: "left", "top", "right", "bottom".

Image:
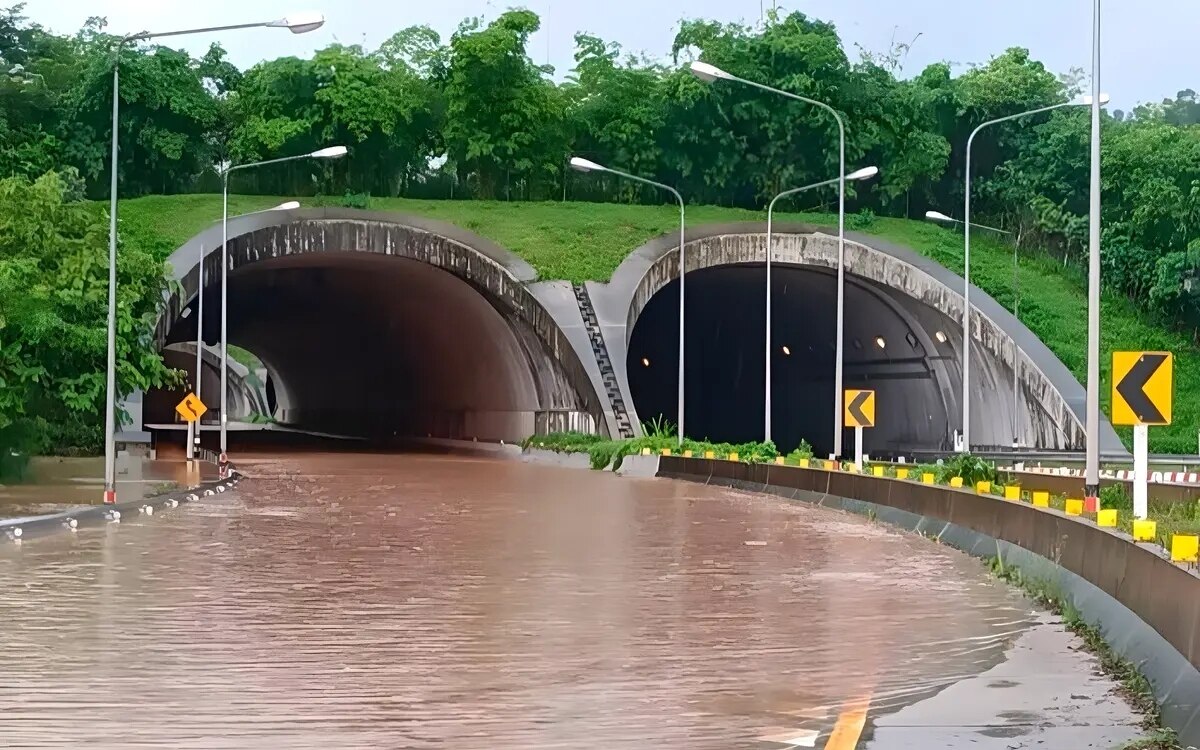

{"left": 626, "top": 264, "right": 959, "bottom": 457}
{"left": 156, "top": 251, "right": 591, "bottom": 442}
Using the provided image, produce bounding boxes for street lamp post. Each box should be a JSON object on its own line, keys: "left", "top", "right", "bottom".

{"left": 191, "top": 201, "right": 299, "bottom": 460}
{"left": 1085, "top": 0, "right": 1103, "bottom": 502}
{"left": 690, "top": 60, "right": 849, "bottom": 457}
{"left": 569, "top": 157, "right": 686, "bottom": 446}
{"left": 925, "top": 211, "right": 1019, "bottom": 448}
{"left": 102, "top": 12, "right": 325, "bottom": 504}
{"left": 953, "top": 92, "right": 1105, "bottom": 455}
{"left": 765, "top": 166, "right": 879, "bottom": 444}
{"left": 219, "top": 150, "right": 346, "bottom": 459}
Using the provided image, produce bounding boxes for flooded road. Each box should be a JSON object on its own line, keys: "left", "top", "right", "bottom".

{"left": 0, "top": 452, "right": 1142, "bottom": 748}
{"left": 0, "top": 456, "right": 214, "bottom": 519}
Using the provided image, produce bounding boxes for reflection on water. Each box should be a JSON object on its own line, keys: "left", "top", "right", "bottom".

{"left": 0, "top": 456, "right": 214, "bottom": 518}
{"left": 1, "top": 452, "right": 1035, "bottom": 748}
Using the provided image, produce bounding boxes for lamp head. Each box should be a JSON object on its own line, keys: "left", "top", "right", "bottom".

{"left": 925, "top": 210, "right": 957, "bottom": 224}
{"left": 569, "top": 157, "right": 605, "bottom": 174}
{"left": 847, "top": 166, "right": 879, "bottom": 181}
{"left": 273, "top": 201, "right": 301, "bottom": 211}
{"left": 1075, "top": 93, "right": 1111, "bottom": 106}
{"left": 269, "top": 11, "right": 326, "bottom": 34}
{"left": 689, "top": 61, "right": 732, "bottom": 84}
{"left": 309, "top": 145, "right": 348, "bottom": 159}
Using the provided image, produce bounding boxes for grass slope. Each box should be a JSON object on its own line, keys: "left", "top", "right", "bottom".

{"left": 117, "top": 194, "right": 1200, "bottom": 453}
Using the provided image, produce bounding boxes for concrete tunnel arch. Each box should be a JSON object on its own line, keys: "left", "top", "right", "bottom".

{"left": 583, "top": 222, "right": 1126, "bottom": 458}
{"left": 146, "top": 207, "right": 608, "bottom": 443}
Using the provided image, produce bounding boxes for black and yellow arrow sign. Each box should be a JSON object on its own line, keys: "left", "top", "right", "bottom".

{"left": 1112, "top": 351, "right": 1172, "bottom": 426}
{"left": 844, "top": 389, "right": 875, "bottom": 428}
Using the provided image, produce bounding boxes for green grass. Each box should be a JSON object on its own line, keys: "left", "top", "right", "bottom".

{"left": 116, "top": 194, "right": 1200, "bottom": 452}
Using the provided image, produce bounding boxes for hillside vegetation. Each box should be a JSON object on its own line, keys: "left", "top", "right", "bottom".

{"left": 120, "top": 194, "right": 1200, "bottom": 453}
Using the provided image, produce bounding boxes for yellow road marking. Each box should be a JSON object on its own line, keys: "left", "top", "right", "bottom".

{"left": 824, "top": 695, "right": 871, "bottom": 750}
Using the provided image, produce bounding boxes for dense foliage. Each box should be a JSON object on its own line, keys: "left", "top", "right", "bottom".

{"left": 4, "top": 5, "right": 1200, "bottom": 330}
{"left": 0, "top": 171, "right": 176, "bottom": 461}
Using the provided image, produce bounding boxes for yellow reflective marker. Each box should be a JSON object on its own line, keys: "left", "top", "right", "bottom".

{"left": 704, "top": 450, "right": 715, "bottom": 459}
{"left": 1065, "top": 498, "right": 1084, "bottom": 516}
{"left": 1171, "top": 535, "right": 1199, "bottom": 563}
{"left": 728, "top": 452, "right": 739, "bottom": 462}
{"left": 1133, "top": 519, "right": 1157, "bottom": 542}
{"left": 825, "top": 460, "right": 837, "bottom": 471}
{"left": 922, "top": 472, "right": 935, "bottom": 484}
{"left": 775, "top": 456, "right": 785, "bottom": 465}
{"left": 896, "top": 468, "right": 909, "bottom": 480}
{"left": 798, "top": 458, "right": 810, "bottom": 469}
{"left": 949, "top": 477, "right": 964, "bottom": 488}
{"left": 683, "top": 449, "right": 693, "bottom": 458}
{"left": 1004, "top": 486, "right": 1020, "bottom": 501}
{"left": 175, "top": 392, "right": 207, "bottom": 423}
{"left": 872, "top": 466, "right": 885, "bottom": 477}
{"left": 1032, "top": 491, "right": 1050, "bottom": 507}
{"left": 1097, "top": 509, "right": 1118, "bottom": 528}
{"left": 1112, "top": 351, "right": 1173, "bottom": 426}
{"left": 975, "top": 480, "right": 992, "bottom": 494}
{"left": 660, "top": 448, "right": 671, "bottom": 456}
{"left": 641, "top": 447, "right": 651, "bottom": 456}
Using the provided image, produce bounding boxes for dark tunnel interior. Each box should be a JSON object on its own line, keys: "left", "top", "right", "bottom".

{"left": 160, "top": 252, "right": 563, "bottom": 442}
{"left": 626, "top": 265, "right": 962, "bottom": 457}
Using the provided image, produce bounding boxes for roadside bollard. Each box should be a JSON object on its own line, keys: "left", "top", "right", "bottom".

{"left": 1132, "top": 519, "right": 1157, "bottom": 542}
{"left": 1171, "top": 534, "right": 1199, "bottom": 564}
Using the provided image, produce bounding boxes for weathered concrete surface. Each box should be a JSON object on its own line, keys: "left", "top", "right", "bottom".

{"left": 153, "top": 209, "right": 609, "bottom": 442}
{"left": 590, "top": 222, "right": 1124, "bottom": 454}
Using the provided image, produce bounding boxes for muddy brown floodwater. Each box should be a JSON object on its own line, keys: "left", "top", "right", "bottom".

{"left": 0, "top": 452, "right": 1143, "bottom": 748}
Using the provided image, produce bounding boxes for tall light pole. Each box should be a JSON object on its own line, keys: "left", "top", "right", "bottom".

{"left": 1085, "top": 0, "right": 1103, "bottom": 502}
{"left": 690, "top": 60, "right": 848, "bottom": 457}
{"left": 765, "top": 166, "right": 879, "bottom": 444}
{"left": 219, "top": 150, "right": 346, "bottom": 458}
{"left": 102, "top": 12, "right": 325, "bottom": 504}
{"left": 192, "top": 201, "right": 299, "bottom": 459}
{"left": 570, "top": 156, "right": 687, "bottom": 446}
{"left": 955, "top": 92, "right": 1105, "bottom": 454}
{"left": 925, "top": 211, "right": 1019, "bottom": 448}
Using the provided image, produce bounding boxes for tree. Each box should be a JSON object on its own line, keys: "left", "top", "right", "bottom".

{"left": 0, "top": 171, "right": 177, "bottom": 454}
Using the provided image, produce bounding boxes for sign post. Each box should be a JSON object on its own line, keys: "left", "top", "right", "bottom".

{"left": 844, "top": 389, "right": 876, "bottom": 470}
{"left": 1111, "top": 351, "right": 1173, "bottom": 519}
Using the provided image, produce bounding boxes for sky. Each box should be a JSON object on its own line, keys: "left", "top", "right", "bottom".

{"left": 19, "top": 0, "right": 1200, "bottom": 110}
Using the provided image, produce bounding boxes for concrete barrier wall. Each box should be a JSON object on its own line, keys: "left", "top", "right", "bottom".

{"left": 657, "top": 456, "right": 1200, "bottom": 743}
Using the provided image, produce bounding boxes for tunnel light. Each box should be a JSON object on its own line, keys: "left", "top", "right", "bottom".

{"left": 853, "top": 339, "right": 862, "bottom": 350}
{"left": 641, "top": 357, "right": 651, "bottom": 367}
{"left": 180, "top": 307, "right": 193, "bottom": 319}
{"left": 781, "top": 345, "right": 791, "bottom": 356}
{"left": 875, "top": 336, "right": 887, "bottom": 349}
{"left": 309, "top": 145, "right": 348, "bottom": 159}
{"left": 935, "top": 331, "right": 948, "bottom": 343}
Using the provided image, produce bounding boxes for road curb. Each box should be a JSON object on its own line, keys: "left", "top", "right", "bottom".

{"left": 0, "top": 470, "right": 244, "bottom": 543}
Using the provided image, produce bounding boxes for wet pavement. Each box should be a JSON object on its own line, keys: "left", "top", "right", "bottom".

{"left": 0, "top": 451, "right": 1144, "bottom": 748}
{"left": 0, "top": 456, "right": 214, "bottom": 519}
